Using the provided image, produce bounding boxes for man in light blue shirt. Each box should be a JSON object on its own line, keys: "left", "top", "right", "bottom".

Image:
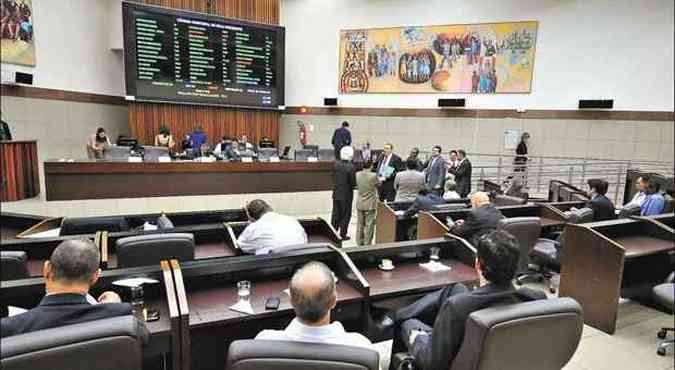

{"left": 641, "top": 177, "right": 665, "bottom": 216}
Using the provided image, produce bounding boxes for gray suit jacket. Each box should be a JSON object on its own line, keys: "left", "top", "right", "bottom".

{"left": 356, "top": 169, "right": 379, "bottom": 210}
{"left": 394, "top": 170, "right": 426, "bottom": 201}
{"left": 424, "top": 156, "right": 447, "bottom": 190}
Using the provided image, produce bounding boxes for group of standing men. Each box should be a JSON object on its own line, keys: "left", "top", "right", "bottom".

{"left": 329, "top": 121, "right": 474, "bottom": 246}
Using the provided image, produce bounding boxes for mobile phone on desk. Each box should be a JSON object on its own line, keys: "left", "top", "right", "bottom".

{"left": 265, "top": 297, "right": 281, "bottom": 310}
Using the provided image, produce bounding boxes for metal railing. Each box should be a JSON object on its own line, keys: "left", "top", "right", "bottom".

{"left": 419, "top": 151, "right": 674, "bottom": 204}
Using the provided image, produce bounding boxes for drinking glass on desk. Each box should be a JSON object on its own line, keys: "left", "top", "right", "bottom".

{"left": 430, "top": 247, "right": 441, "bottom": 263}
{"left": 237, "top": 280, "right": 251, "bottom": 302}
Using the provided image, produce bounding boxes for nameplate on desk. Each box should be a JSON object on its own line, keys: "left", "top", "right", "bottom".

{"left": 307, "top": 157, "right": 318, "bottom": 162}
{"left": 241, "top": 157, "right": 253, "bottom": 163}
{"left": 128, "top": 156, "right": 142, "bottom": 162}
{"left": 269, "top": 156, "right": 280, "bottom": 162}
{"left": 157, "top": 156, "right": 171, "bottom": 163}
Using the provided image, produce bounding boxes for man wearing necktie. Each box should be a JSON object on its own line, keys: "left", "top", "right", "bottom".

{"left": 373, "top": 143, "right": 403, "bottom": 202}
{"left": 425, "top": 145, "right": 447, "bottom": 197}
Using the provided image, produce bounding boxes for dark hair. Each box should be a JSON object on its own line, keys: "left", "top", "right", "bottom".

{"left": 365, "top": 161, "right": 376, "bottom": 170}
{"left": 433, "top": 145, "right": 442, "bottom": 153}
{"left": 222, "top": 135, "right": 232, "bottom": 141}
{"left": 95, "top": 127, "right": 107, "bottom": 143}
{"left": 587, "top": 178, "right": 609, "bottom": 195}
{"left": 476, "top": 230, "right": 520, "bottom": 285}
{"left": 246, "top": 199, "right": 272, "bottom": 220}
{"left": 520, "top": 132, "right": 530, "bottom": 142}
{"left": 410, "top": 147, "right": 419, "bottom": 154}
{"left": 644, "top": 176, "right": 661, "bottom": 193}
{"left": 159, "top": 125, "right": 170, "bottom": 135}
{"left": 49, "top": 239, "right": 100, "bottom": 284}
{"left": 418, "top": 188, "right": 430, "bottom": 196}
{"left": 405, "top": 158, "right": 418, "bottom": 170}
{"left": 449, "top": 150, "right": 458, "bottom": 156}
{"left": 458, "top": 149, "right": 467, "bottom": 157}
{"left": 342, "top": 121, "right": 349, "bottom": 127}
{"left": 290, "top": 261, "right": 336, "bottom": 323}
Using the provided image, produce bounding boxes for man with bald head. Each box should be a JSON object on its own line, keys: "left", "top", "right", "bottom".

{"left": 255, "top": 261, "right": 373, "bottom": 349}
{"left": 1, "top": 239, "right": 135, "bottom": 337}
{"left": 448, "top": 192, "right": 504, "bottom": 246}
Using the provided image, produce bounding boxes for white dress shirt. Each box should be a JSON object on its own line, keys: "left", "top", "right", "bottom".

{"left": 255, "top": 318, "right": 373, "bottom": 350}
{"left": 236, "top": 212, "right": 308, "bottom": 255}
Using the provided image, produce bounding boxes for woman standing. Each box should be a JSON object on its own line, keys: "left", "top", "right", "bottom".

{"left": 515, "top": 132, "right": 530, "bottom": 172}
{"left": 154, "top": 125, "right": 175, "bottom": 150}
{"left": 87, "top": 127, "right": 111, "bottom": 159}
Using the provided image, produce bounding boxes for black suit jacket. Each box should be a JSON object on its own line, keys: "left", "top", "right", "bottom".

{"left": 449, "top": 159, "right": 472, "bottom": 196}
{"left": 332, "top": 160, "right": 356, "bottom": 201}
{"left": 1, "top": 293, "right": 132, "bottom": 338}
{"left": 331, "top": 127, "right": 352, "bottom": 150}
{"left": 412, "top": 284, "right": 546, "bottom": 370}
{"left": 586, "top": 194, "right": 616, "bottom": 222}
{"left": 0, "top": 120, "right": 11, "bottom": 141}
{"left": 449, "top": 203, "right": 504, "bottom": 245}
{"left": 372, "top": 153, "right": 403, "bottom": 190}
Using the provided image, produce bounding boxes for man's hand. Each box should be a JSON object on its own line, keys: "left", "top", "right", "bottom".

{"left": 97, "top": 291, "right": 122, "bottom": 303}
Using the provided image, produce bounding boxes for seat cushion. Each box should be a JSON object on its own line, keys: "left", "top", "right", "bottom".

{"left": 652, "top": 283, "right": 675, "bottom": 309}
{"left": 531, "top": 238, "right": 560, "bottom": 268}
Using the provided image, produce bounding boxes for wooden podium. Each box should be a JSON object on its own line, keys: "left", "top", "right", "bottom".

{"left": 1, "top": 140, "right": 39, "bottom": 202}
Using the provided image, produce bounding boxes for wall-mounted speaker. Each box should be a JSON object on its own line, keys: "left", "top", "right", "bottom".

{"left": 578, "top": 99, "right": 613, "bottom": 109}
{"left": 324, "top": 98, "right": 338, "bottom": 106}
{"left": 15, "top": 72, "right": 33, "bottom": 85}
{"left": 438, "top": 98, "right": 466, "bottom": 108}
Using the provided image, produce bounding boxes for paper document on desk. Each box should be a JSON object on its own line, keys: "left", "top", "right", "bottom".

{"left": 394, "top": 210, "right": 405, "bottom": 216}
{"left": 419, "top": 261, "right": 452, "bottom": 272}
{"left": 229, "top": 300, "right": 255, "bottom": 315}
{"left": 113, "top": 277, "right": 160, "bottom": 288}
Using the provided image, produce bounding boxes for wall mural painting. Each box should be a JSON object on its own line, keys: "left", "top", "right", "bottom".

{"left": 0, "top": 0, "right": 35, "bottom": 66}
{"left": 339, "top": 21, "right": 538, "bottom": 94}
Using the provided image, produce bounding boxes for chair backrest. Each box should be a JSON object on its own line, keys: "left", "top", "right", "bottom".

{"left": 1, "top": 315, "right": 148, "bottom": 370}
{"left": 492, "top": 195, "right": 527, "bottom": 207}
{"left": 450, "top": 298, "right": 583, "bottom": 370}
{"left": 226, "top": 340, "right": 379, "bottom": 370}
{"left": 0, "top": 251, "right": 29, "bottom": 281}
{"left": 662, "top": 193, "right": 674, "bottom": 213}
{"left": 294, "top": 148, "right": 316, "bottom": 161}
{"left": 567, "top": 207, "right": 594, "bottom": 224}
{"left": 102, "top": 146, "right": 131, "bottom": 161}
{"left": 142, "top": 146, "right": 169, "bottom": 162}
{"left": 60, "top": 216, "right": 130, "bottom": 236}
{"left": 115, "top": 233, "right": 195, "bottom": 268}
{"left": 318, "top": 148, "right": 336, "bottom": 161}
{"left": 498, "top": 217, "right": 542, "bottom": 273}
{"left": 258, "top": 148, "right": 279, "bottom": 161}
{"left": 618, "top": 203, "right": 641, "bottom": 218}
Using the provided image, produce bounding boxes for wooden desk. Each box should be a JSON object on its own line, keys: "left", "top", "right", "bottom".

{"left": 559, "top": 218, "right": 675, "bottom": 334}
{"left": 375, "top": 200, "right": 469, "bottom": 243}
{"left": 44, "top": 160, "right": 335, "bottom": 200}
{"left": 1, "top": 140, "right": 39, "bottom": 202}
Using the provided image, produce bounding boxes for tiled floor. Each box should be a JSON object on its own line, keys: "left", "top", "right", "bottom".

{"left": 3, "top": 199, "right": 673, "bottom": 369}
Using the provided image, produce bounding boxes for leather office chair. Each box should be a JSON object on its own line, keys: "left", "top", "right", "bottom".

{"left": 294, "top": 148, "right": 316, "bottom": 161}
{"left": 520, "top": 208, "right": 594, "bottom": 293}
{"left": 226, "top": 339, "right": 380, "bottom": 370}
{"left": 318, "top": 148, "right": 336, "bottom": 161}
{"left": 0, "top": 251, "right": 29, "bottom": 281}
{"left": 393, "top": 298, "right": 583, "bottom": 370}
{"left": 1, "top": 315, "right": 148, "bottom": 370}
{"left": 60, "top": 216, "right": 130, "bottom": 236}
{"left": 258, "top": 147, "right": 279, "bottom": 161}
{"left": 116, "top": 232, "right": 195, "bottom": 268}
{"left": 498, "top": 217, "right": 542, "bottom": 276}
{"left": 653, "top": 273, "right": 674, "bottom": 356}
{"left": 142, "top": 146, "right": 170, "bottom": 162}
{"left": 618, "top": 203, "right": 641, "bottom": 218}
{"left": 102, "top": 145, "right": 131, "bottom": 161}
{"left": 662, "top": 193, "right": 674, "bottom": 214}
{"left": 492, "top": 194, "right": 527, "bottom": 206}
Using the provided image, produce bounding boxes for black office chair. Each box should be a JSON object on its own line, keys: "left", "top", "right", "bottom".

{"left": 1, "top": 316, "right": 148, "bottom": 370}
{"left": 498, "top": 217, "right": 542, "bottom": 277}
{"left": 653, "top": 273, "right": 675, "bottom": 356}
{"left": 318, "top": 148, "right": 336, "bottom": 161}
{"left": 392, "top": 298, "right": 583, "bottom": 370}
{"left": 294, "top": 148, "right": 316, "bottom": 161}
{"left": 0, "top": 251, "right": 29, "bottom": 281}
{"left": 60, "top": 216, "right": 130, "bottom": 236}
{"left": 618, "top": 203, "right": 642, "bottom": 218}
{"left": 226, "top": 340, "right": 380, "bottom": 370}
{"left": 519, "top": 208, "right": 594, "bottom": 293}
{"left": 115, "top": 233, "right": 195, "bottom": 268}
{"left": 662, "top": 193, "right": 674, "bottom": 214}
{"left": 258, "top": 147, "right": 279, "bottom": 161}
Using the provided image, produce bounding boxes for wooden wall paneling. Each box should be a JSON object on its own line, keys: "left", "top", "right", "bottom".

{"left": 1, "top": 141, "right": 40, "bottom": 202}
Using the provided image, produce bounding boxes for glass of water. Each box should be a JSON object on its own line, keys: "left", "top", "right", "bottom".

{"left": 430, "top": 247, "right": 441, "bottom": 263}
{"left": 237, "top": 280, "right": 251, "bottom": 302}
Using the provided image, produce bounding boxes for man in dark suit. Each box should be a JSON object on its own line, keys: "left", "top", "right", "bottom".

{"left": 406, "top": 147, "right": 425, "bottom": 172}
{"left": 1, "top": 239, "right": 135, "bottom": 338}
{"left": 585, "top": 178, "right": 616, "bottom": 221}
{"left": 449, "top": 149, "right": 472, "bottom": 198}
{"left": 0, "top": 118, "right": 12, "bottom": 141}
{"left": 373, "top": 142, "right": 403, "bottom": 202}
{"left": 449, "top": 192, "right": 504, "bottom": 246}
{"left": 403, "top": 188, "right": 445, "bottom": 218}
{"left": 331, "top": 146, "right": 356, "bottom": 240}
{"left": 331, "top": 121, "right": 352, "bottom": 160}
{"left": 388, "top": 230, "right": 546, "bottom": 370}
{"left": 424, "top": 145, "right": 447, "bottom": 196}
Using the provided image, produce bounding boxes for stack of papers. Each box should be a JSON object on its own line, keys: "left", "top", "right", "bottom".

{"left": 229, "top": 299, "right": 255, "bottom": 315}
{"left": 419, "top": 261, "right": 452, "bottom": 272}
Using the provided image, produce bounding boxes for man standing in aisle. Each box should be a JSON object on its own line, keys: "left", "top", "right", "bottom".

{"left": 449, "top": 149, "right": 472, "bottom": 198}
{"left": 424, "top": 145, "right": 447, "bottom": 196}
{"left": 373, "top": 143, "right": 403, "bottom": 202}
{"left": 331, "top": 146, "right": 356, "bottom": 241}
{"left": 355, "top": 161, "right": 379, "bottom": 246}
{"left": 331, "top": 121, "right": 352, "bottom": 160}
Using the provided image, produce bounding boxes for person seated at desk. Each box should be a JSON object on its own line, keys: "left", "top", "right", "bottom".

{"left": 394, "top": 158, "right": 426, "bottom": 202}
{"left": 387, "top": 230, "right": 546, "bottom": 370}
{"left": 448, "top": 192, "right": 503, "bottom": 245}
{"left": 238, "top": 134, "right": 257, "bottom": 155}
{"left": 256, "top": 261, "right": 373, "bottom": 349}
{"left": 442, "top": 181, "right": 461, "bottom": 200}
{"left": 0, "top": 117, "right": 12, "bottom": 141}
{"left": 154, "top": 125, "right": 175, "bottom": 150}
{"left": 237, "top": 199, "right": 308, "bottom": 255}
{"left": 584, "top": 178, "right": 616, "bottom": 221}
{"left": 188, "top": 125, "right": 208, "bottom": 155}
{"left": 213, "top": 136, "right": 240, "bottom": 160}
{"left": 1, "top": 239, "right": 135, "bottom": 338}
{"left": 87, "top": 127, "right": 112, "bottom": 159}
{"left": 625, "top": 176, "right": 647, "bottom": 208}
{"left": 258, "top": 136, "right": 274, "bottom": 149}
{"left": 402, "top": 188, "right": 445, "bottom": 219}
{"left": 641, "top": 177, "right": 666, "bottom": 216}
{"left": 406, "top": 147, "right": 425, "bottom": 172}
